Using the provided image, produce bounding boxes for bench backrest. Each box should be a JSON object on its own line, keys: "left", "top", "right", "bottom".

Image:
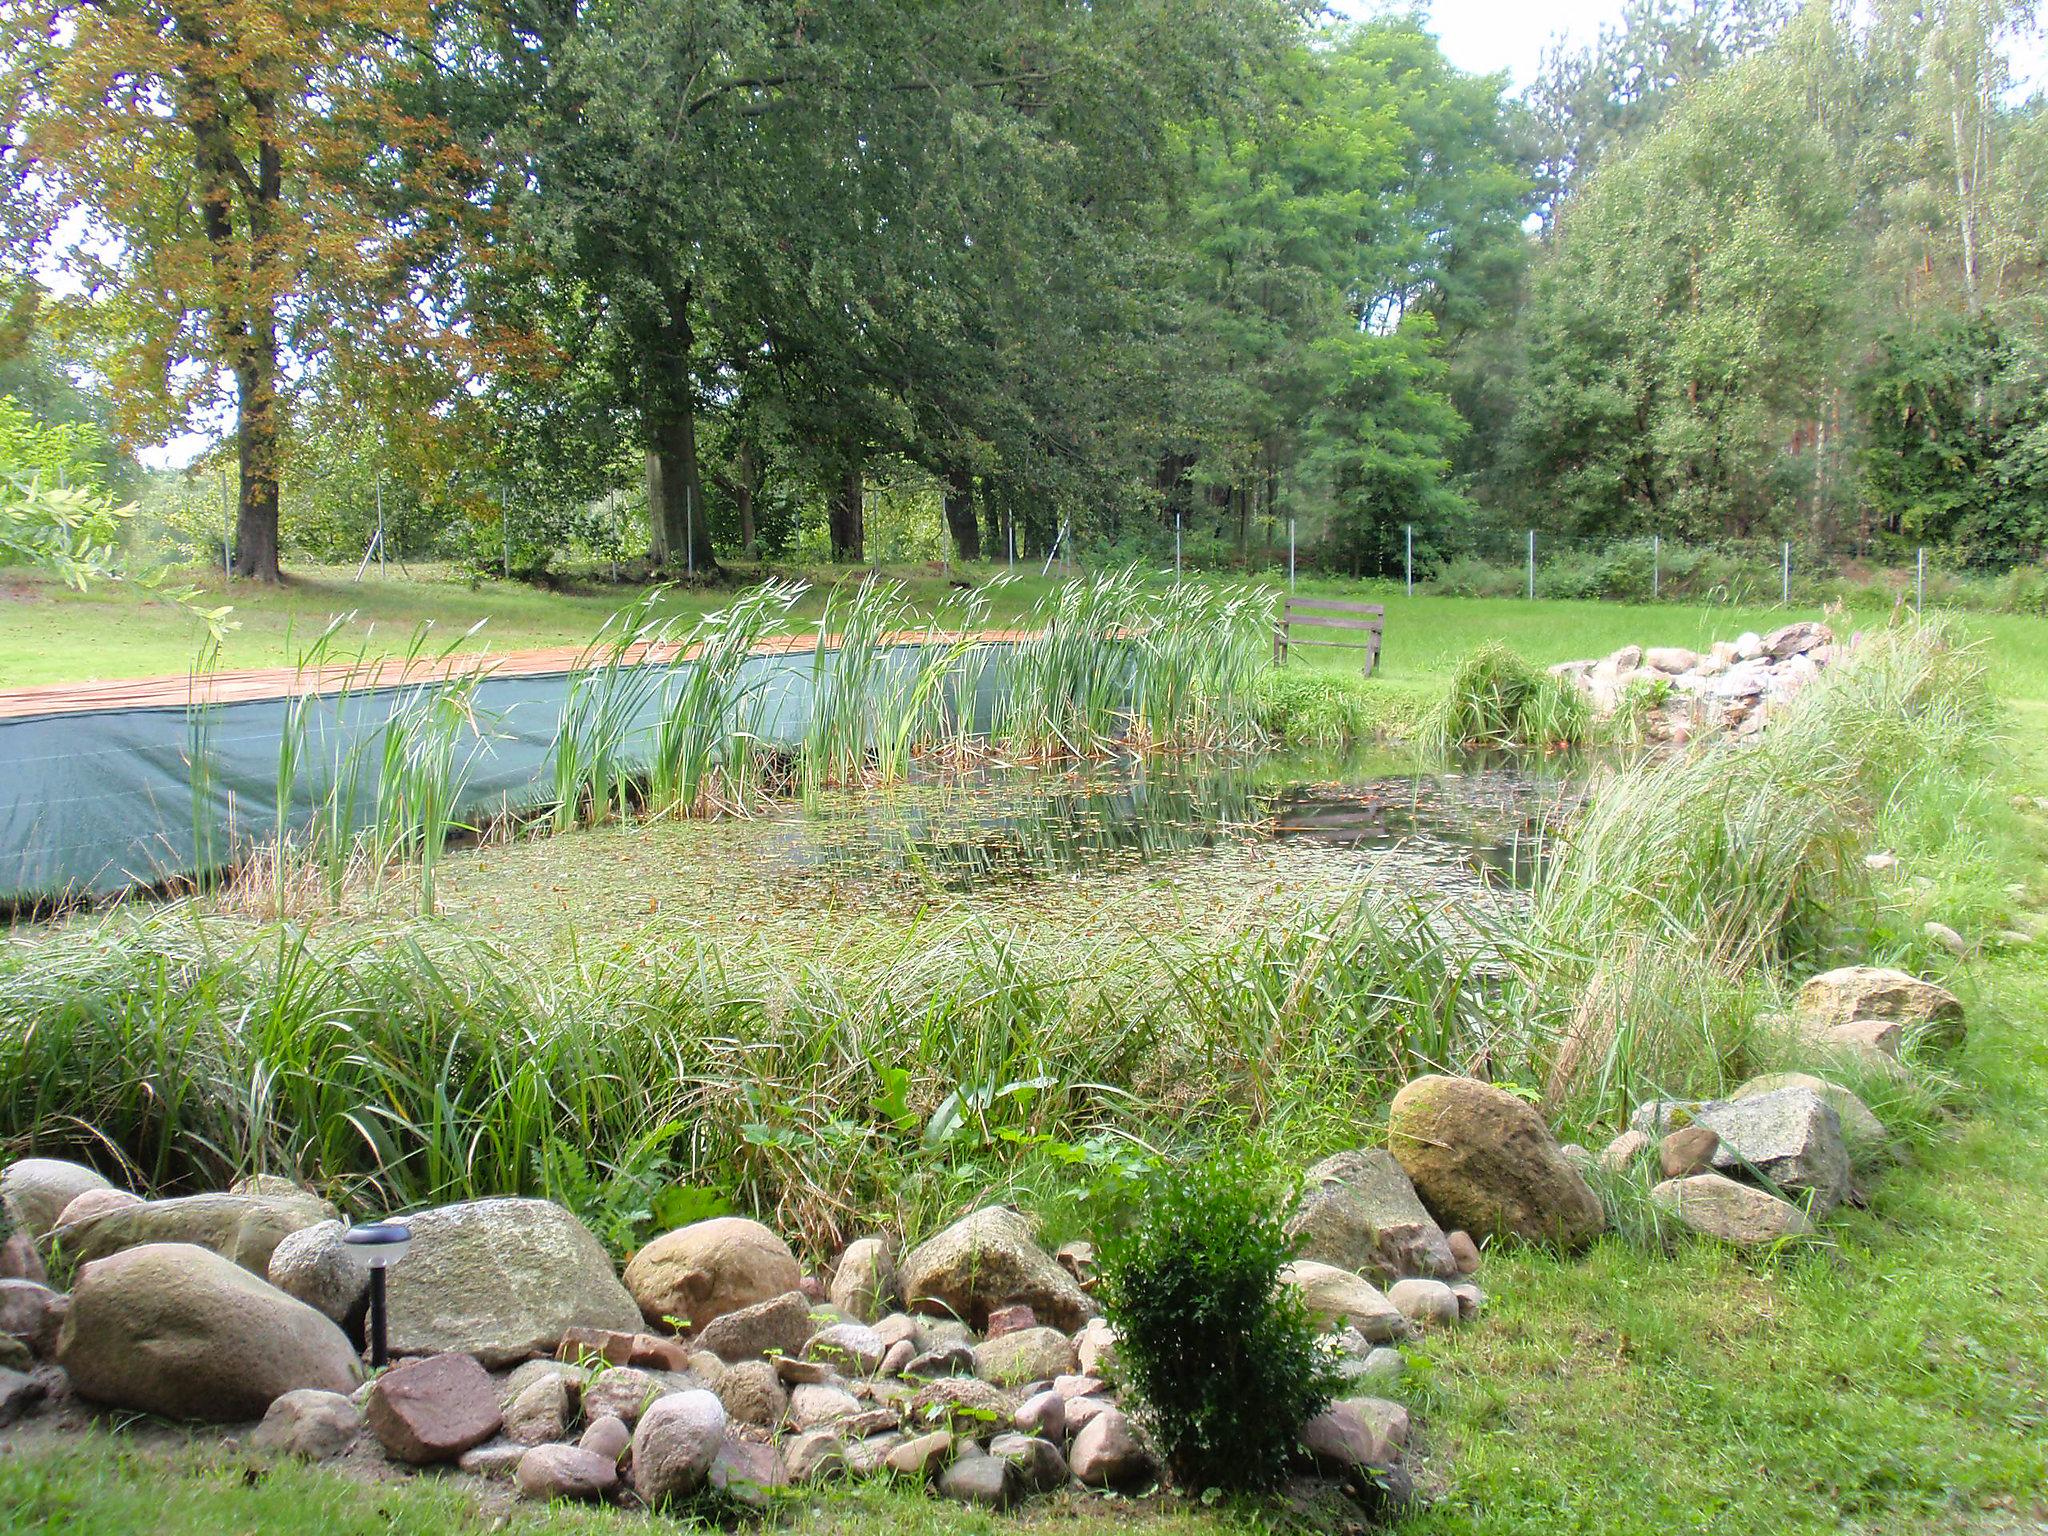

{"left": 1274, "top": 596, "right": 1384, "bottom": 675}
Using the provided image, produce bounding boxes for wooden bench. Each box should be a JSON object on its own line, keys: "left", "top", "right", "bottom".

{"left": 1273, "top": 597, "right": 1384, "bottom": 677}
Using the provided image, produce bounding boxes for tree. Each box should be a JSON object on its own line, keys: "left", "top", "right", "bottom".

{"left": 1, "top": 0, "right": 472, "bottom": 580}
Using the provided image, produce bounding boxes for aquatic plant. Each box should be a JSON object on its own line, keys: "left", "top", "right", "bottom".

{"left": 1429, "top": 642, "right": 1592, "bottom": 753}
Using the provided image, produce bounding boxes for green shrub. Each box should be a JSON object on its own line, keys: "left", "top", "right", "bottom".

{"left": 1428, "top": 643, "right": 1591, "bottom": 752}
{"left": 1095, "top": 1147, "right": 1341, "bottom": 1494}
{"left": 1253, "top": 667, "right": 1373, "bottom": 748}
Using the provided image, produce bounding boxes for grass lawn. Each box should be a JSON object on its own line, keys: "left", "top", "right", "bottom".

{"left": 2, "top": 575, "right": 2046, "bottom": 1534}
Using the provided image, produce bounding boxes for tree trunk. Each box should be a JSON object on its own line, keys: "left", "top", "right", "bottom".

{"left": 230, "top": 339, "right": 282, "bottom": 581}
{"left": 829, "top": 459, "right": 864, "bottom": 562}
{"left": 983, "top": 487, "right": 1007, "bottom": 562}
{"left": 943, "top": 469, "right": 980, "bottom": 561}
{"left": 734, "top": 438, "right": 758, "bottom": 560}
{"left": 644, "top": 290, "right": 716, "bottom": 573}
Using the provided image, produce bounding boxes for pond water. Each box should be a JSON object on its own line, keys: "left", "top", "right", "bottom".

{"left": 430, "top": 748, "right": 1581, "bottom": 957}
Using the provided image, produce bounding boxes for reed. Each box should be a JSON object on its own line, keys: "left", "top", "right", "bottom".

{"left": 647, "top": 579, "right": 804, "bottom": 816}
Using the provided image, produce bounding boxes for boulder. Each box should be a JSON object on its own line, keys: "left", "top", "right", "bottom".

{"left": 0, "top": 1279, "right": 65, "bottom": 1360}
{"left": 1280, "top": 1261, "right": 1404, "bottom": 1342}
{"left": 583, "top": 1365, "right": 670, "bottom": 1425}
{"left": 499, "top": 1357, "right": 581, "bottom": 1412}
{"left": 806, "top": 1321, "right": 886, "bottom": 1375}
{"left": 990, "top": 1430, "right": 1068, "bottom": 1493}
{"left": 1632, "top": 1087, "right": 1852, "bottom": 1213}
{"left": 0, "top": 1232, "right": 46, "bottom": 1285}
{"left": 517, "top": 1443, "right": 619, "bottom": 1502}
{"left": 829, "top": 1237, "right": 898, "bottom": 1323}
{"left": 1014, "top": 1388, "right": 1065, "bottom": 1440}
{"left": 631, "top": 1389, "right": 728, "bottom": 1505}
{"left": 694, "top": 1288, "right": 811, "bottom": 1362}
{"left": 940, "top": 1450, "right": 1023, "bottom": 1508}
{"left": 972, "top": 1326, "right": 1077, "bottom": 1388}
{"left": 1796, "top": 966, "right": 1963, "bottom": 1046}
{"left": 1659, "top": 1125, "right": 1721, "bottom": 1179}
{"left": 54, "top": 1189, "right": 142, "bottom": 1230}
{"left": 886, "top": 1429, "right": 956, "bottom": 1479}
{"left": 715, "top": 1357, "right": 788, "bottom": 1427}
{"left": 623, "top": 1217, "right": 801, "bottom": 1334}
{"left": 503, "top": 1371, "right": 575, "bottom": 1445}
{"left": 1732, "top": 1073, "right": 1890, "bottom": 1163}
{"left": 708, "top": 1436, "right": 792, "bottom": 1505}
{"left": 0, "top": 1159, "right": 112, "bottom": 1240}
{"left": 1386, "top": 1277, "right": 1459, "bottom": 1330}
{"left": 1077, "top": 1318, "right": 1120, "bottom": 1377}
{"left": 57, "top": 1243, "right": 359, "bottom": 1421}
{"left": 1651, "top": 1174, "right": 1814, "bottom": 1246}
{"left": 908, "top": 1374, "right": 1011, "bottom": 1432}
{"left": 580, "top": 1414, "right": 632, "bottom": 1461}
{"left": 1285, "top": 1149, "right": 1457, "bottom": 1284}
{"left": 1387, "top": 1075, "right": 1606, "bottom": 1248}
{"left": 1644, "top": 646, "right": 1699, "bottom": 675}
{"left": 366, "top": 1353, "right": 503, "bottom": 1463}
{"left": 1300, "top": 1401, "right": 1392, "bottom": 1472}
{"left": 384, "top": 1198, "right": 641, "bottom": 1368}
{"left": 789, "top": 1380, "right": 862, "bottom": 1430}
{"left": 782, "top": 1428, "right": 848, "bottom": 1482}
{"left": 1762, "top": 621, "right": 1831, "bottom": 659}
{"left": 52, "top": 1190, "right": 335, "bottom": 1276}
{"left": 249, "top": 1389, "right": 362, "bottom": 1461}
{"left": 266, "top": 1220, "right": 368, "bottom": 1331}
{"left": 1069, "top": 1406, "right": 1154, "bottom": 1489}
{"left": 901, "top": 1207, "right": 1097, "bottom": 1332}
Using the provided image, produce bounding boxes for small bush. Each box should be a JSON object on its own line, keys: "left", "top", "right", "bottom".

{"left": 1429, "top": 643, "right": 1591, "bottom": 752}
{"left": 1253, "top": 667, "right": 1373, "bottom": 748}
{"left": 1096, "top": 1146, "right": 1340, "bottom": 1494}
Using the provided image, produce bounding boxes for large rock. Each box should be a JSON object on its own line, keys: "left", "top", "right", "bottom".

{"left": 0, "top": 1159, "right": 112, "bottom": 1240}
{"left": 1069, "top": 1406, "right": 1154, "bottom": 1488}
{"left": 900, "top": 1207, "right": 1097, "bottom": 1332}
{"left": 715, "top": 1357, "right": 788, "bottom": 1427}
{"left": 942, "top": 1449, "right": 1023, "bottom": 1507}
{"left": 1278, "top": 1261, "right": 1405, "bottom": 1342}
{"left": 1651, "top": 1174, "right": 1814, "bottom": 1246}
{"left": 829, "top": 1237, "right": 898, "bottom": 1323}
{"left": 1387, "top": 1076, "right": 1606, "bottom": 1248}
{"left": 57, "top": 1243, "right": 359, "bottom": 1421}
{"left": 972, "top": 1326, "right": 1077, "bottom": 1387}
{"left": 1286, "top": 1149, "right": 1457, "bottom": 1283}
{"left": 1732, "top": 1073, "right": 1890, "bottom": 1164}
{"left": 517, "top": 1443, "right": 619, "bottom": 1502}
{"left": 694, "top": 1288, "right": 811, "bottom": 1362}
{"left": 366, "top": 1353, "right": 504, "bottom": 1463}
{"left": 385, "top": 1198, "right": 641, "bottom": 1368}
{"left": 623, "top": 1217, "right": 801, "bottom": 1334}
{"left": 632, "top": 1389, "right": 728, "bottom": 1505}
{"left": 266, "top": 1220, "right": 369, "bottom": 1330}
{"left": 250, "top": 1389, "right": 363, "bottom": 1461}
{"left": 52, "top": 1191, "right": 336, "bottom": 1276}
{"left": 1630, "top": 1087, "right": 1851, "bottom": 1214}
{"left": 1762, "top": 621, "right": 1832, "bottom": 660}
{"left": 1796, "top": 966, "right": 1963, "bottom": 1046}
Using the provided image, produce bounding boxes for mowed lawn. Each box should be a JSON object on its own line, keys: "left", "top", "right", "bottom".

{"left": 2, "top": 570, "right": 2046, "bottom": 1534}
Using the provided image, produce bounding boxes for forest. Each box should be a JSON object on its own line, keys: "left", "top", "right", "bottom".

{"left": 2, "top": 0, "right": 2045, "bottom": 583}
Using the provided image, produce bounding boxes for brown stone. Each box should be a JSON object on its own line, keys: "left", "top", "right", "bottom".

{"left": 1659, "top": 1124, "right": 1721, "bottom": 1179}
{"left": 366, "top": 1353, "right": 504, "bottom": 1464}
{"left": 985, "top": 1303, "right": 1037, "bottom": 1339}
{"left": 1387, "top": 1075, "right": 1605, "bottom": 1248}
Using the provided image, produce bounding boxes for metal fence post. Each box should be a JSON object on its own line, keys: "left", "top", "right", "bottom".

{"left": 376, "top": 472, "right": 386, "bottom": 576}
{"left": 1526, "top": 529, "right": 1535, "bottom": 601}
{"left": 1405, "top": 524, "right": 1414, "bottom": 597}
{"left": 503, "top": 487, "right": 512, "bottom": 579}
{"left": 1917, "top": 546, "right": 1925, "bottom": 613}
{"left": 1652, "top": 533, "right": 1660, "bottom": 600}
{"left": 1174, "top": 511, "right": 1182, "bottom": 582}
{"left": 1780, "top": 540, "right": 1790, "bottom": 605}
{"left": 1288, "top": 517, "right": 1296, "bottom": 591}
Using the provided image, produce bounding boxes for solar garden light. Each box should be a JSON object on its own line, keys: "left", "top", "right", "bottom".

{"left": 343, "top": 1221, "right": 412, "bottom": 1369}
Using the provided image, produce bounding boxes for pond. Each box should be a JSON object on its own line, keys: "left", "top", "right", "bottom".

{"left": 428, "top": 748, "right": 1581, "bottom": 958}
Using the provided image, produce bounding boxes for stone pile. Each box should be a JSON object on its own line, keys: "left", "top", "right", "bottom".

{"left": 1549, "top": 621, "right": 1841, "bottom": 741}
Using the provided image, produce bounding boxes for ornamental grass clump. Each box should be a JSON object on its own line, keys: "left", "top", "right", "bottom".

{"left": 1429, "top": 642, "right": 1591, "bottom": 752}
{"left": 1096, "top": 1148, "right": 1341, "bottom": 1494}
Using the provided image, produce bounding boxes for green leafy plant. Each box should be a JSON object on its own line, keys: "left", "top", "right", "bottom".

{"left": 1095, "top": 1146, "right": 1341, "bottom": 1494}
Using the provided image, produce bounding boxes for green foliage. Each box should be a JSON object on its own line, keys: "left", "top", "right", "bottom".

{"left": 1253, "top": 667, "right": 1374, "bottom": 749}
{"left": 1096, "top": 1146, "right": 1341, "bottom": 1493}
{"left": 1429, "top": 643, "right": 1592, "bottom": 752}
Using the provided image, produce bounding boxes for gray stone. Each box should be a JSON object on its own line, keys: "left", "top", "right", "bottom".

{"left": 1336, "top": 1345, "right": 1406, "bottom": 1389}
{"left": 940, "top": 1450, "right": 1021, "bottom": 1507}
{"left": 829, "top": 1237, "right": 897, "bottom": 1323}
{"left": 901, "top": 1207, "right": 1097, "bottom": 1332}
{"left": 881, "top": 1338, "right": 915, "bottom": 1376}
{"left": 885, "top": 1429, "right": 955, "bottom": 1479}
{"left": 631, "top": 1389, "right": 727, "bottom": 1504}
{"left": 383, "top": 1198, "right": 641, "bottom": 1368}
{"left": 1064, "top": 1394, "right": 1113, "bottom": 1434}
{"left": 1651, "top": 1173, "right": 1815, "bottom": 1246}
{"left": 1069, "top": 1406, "right": 1154, "bottom": 1488}
{"left": 1386, "top": 1277, "right": 1459, "bottom": 1330}
{"left": 266, "top": 1220, "right": 368, "bottom": 1329}
{"left": 1286, "top": 1149, "right": 1457, "bottom": 1285}
{"left": 57, "top": 1242, "right": 359, "bottom": 1422}
{"left": 1632, "top": 1088, "right": 1851, "bottom": 1213}
{"left": 972, "top": 1325, "right": 1077, "bottom": 1387}
{"left": 782, "top": 1428, "right": 848, "bottom": 1482}
{"left": 1279, "top": 1261, "right": 1405, "bottom": 1342}
{"left": 991, "top": 1430, "right": 1068, "bottom": 1492}
{"left": 790, "top": 1380, "right": 862, "bottom": 1429}
{"left": 518, "top": 1443, "right": 620, "bottom": 1501}
{"left": 456, "top": 1441, "right": 529, "bottom": 1479}
{"left": 1388, "top": 1075, "right": 1606, "bottom": 1249}
{"left": 498, "top": 1358, "right": 581, "bottom": 1412}
{"left": 905, "top": 1342, "right": 976, "bottom": 1377}
{"left": 1731, "top": 1074, "right": 1890, "bottom": 1164}
{"left": 0, "top": 1279, "right": 64, "bottom": 1360}
{"left": 54, "top": 1189, "right": 141, "bottom": 1230}
{"left": 580, "top": 1413, "right": 631, "bottom": 1461}
{"left": 908, "top": 1374, "right": 1011, "bottom": 1434}
{"left": 773, "top": 1354, "right": 835, "bottom": 1385}
{"left": 708, "top": 1436, "right": 791, "bottom": 1505}
{"left": 872, "top": 1312, "right": 921, "bottom": 1352}
{"left": 503, "top": 1371, "right": 574, "bottom": 1445}
{"left": 0, "top": 1159, "right": 112, "bottom": 1240}
{"left": 715, "top": 1357, "right": 788, "bottom": 1427}
{"left": 250, "top": 1388, "right": 362, "bottom": 1461}
{"left": 366, "top": 1353, "right": 503, "bottom": 1463}
{"left": 806, "top": 1321, "right": 886, "bottom": 1375}
{"left": 52, "top": 1190, "right": 336, "bottom": 1276}
{"left": 623, "top": 1218, "right": 801, "bottom": 1333}
{"left": 695, "top": 1288, "right": 812, "bottom": 1363}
